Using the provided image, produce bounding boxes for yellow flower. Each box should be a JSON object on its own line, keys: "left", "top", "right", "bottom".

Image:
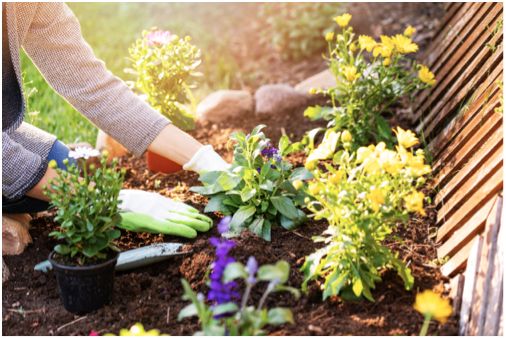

{"left": 48, "top": 159, "right": 58, "bottom": 169}
{"left": 341, "top": 130, "right": 352, "bottom": 143}
{"left": 404, "top": 191, "right": 426, "bottom": 216}
{"left": 394, "top": 127, "right": 419, "bottom": 149}
{"left": 305, "top": 160, "right": 316, "bottom": 171}
{"left": 105, "top": 323, "right": 167, "bottom": 336}
{"left": 334, "top": 13, "right": 352, "bottom": 27}
{"left": 102, "top": 149, "right": 110, "bottom": 158}
{"left": 349, "top": 42, "right": 358, "bottom": 52}
{"left": 383, "top": 58, "right": 391, "bottom": 66}
{"left": 328, "top": 171, "right": 344, "bottom": 185}
{"left": 308, "top": 183, "right": 321, "bottom": 196}
{"left": 358, "top": 35, "right": 376, "bottom": 52}
{"left": 364, "top": 157, "right": 381, "bottom": 174}
{"left": 292, "top": 180, "right": 304, "bottom": 190}
{"left": 379, "top": 149, "right": 403, "bottom": 175}
{"left": 404, "top": 25, "right": 416, "bottom": 37}
{"left": 325, "top": 31, "right": 335, "bottom": 42}
{"left": 372, "top": 37, "right": 394, "bottom": 58}
{"left": 414, "top": 290, "right": 452, "bottom": 324}
{"left": 308, "top": 87, "right": 318, "bottom": 95}
{"left": 368, "top": 188, "right": 385, "bottom": 212}
{"left": 418, "top": 65, "right": 436, "bottom": 86}
{"left": 342, "top": 65, "right": 359, "bottom": 82}
{"left": 356, "top": 146, "right": 373, "bottom": 163}
{"left": 392, "top": 34, "right": 419, "bottom": 54}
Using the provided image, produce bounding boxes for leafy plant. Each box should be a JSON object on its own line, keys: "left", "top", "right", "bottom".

{"left": 303, "top": 14, "right": 436, "bottom": 164}
{"left": 301, "top": 128, "right": 431, "bottom": 301}
{"left": 44, "top": 149, "right": 125, "bottom": 265}
{"left": 178, "top": 218, "right": 299, "bottom": 335}
{"left": 128, "top": 29, "right": 202, "bottom": 130}
{"left": 258, "top": 3, "right": 343, "bottom": 61}
{"left": 190, "top": 125, "right": 312, "bottom": 241}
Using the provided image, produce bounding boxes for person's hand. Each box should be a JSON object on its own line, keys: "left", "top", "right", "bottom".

{"left": 118, "top": 189, "right": 213, "bottom": 238}
{"left": 183, "top": 145, "right": 230, "bottom": 173}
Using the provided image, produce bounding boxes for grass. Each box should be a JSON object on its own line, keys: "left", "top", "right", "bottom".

{"left": 21, "top": 3, "right": 249, "bottom": 144}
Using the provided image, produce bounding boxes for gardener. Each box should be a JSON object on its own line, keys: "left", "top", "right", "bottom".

{"left": 2, "top": 3, "right": 228, "bottom": 216}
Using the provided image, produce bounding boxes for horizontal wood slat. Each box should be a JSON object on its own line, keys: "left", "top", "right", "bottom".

{"left": 440, "top": 234, "right": 477, "bottom": 277}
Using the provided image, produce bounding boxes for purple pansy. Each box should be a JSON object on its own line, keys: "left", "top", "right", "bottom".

{"left": 217, "top": 216, "right": 232, "bottom": 235}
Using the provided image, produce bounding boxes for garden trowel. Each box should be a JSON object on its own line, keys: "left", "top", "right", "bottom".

{"left": 34, "top": 243, "right": 187, "bottom": 273}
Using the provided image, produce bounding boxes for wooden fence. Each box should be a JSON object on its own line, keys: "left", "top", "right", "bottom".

{"left": 412, "top": 2, "right": 503, "bottom": 335}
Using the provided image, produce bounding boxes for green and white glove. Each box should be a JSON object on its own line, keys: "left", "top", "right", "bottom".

{"left": 118, "top": 189, "right": 213, "bottom": 238}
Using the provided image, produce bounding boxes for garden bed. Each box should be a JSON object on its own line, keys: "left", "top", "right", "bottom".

{"left": 3, "top": 110, "right": 458, "bottom": 336}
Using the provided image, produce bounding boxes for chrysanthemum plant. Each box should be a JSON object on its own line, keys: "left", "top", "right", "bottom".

{"left": 178, "top": 218, "right": 299, "bottom": 335}
{"left": 301, "top": 128, "right": 431, "bottom": 301}
{"left": 44, "top": 149, "right": 125, "bottom": 265}
{"left": 128, "top": 29, "right": 202, "bottom": 130}
{"left": 191, "top": 125, "right": 312, "bottom": 241}
{"left": 303, "top": 14, "right": 436, "bottom": 164}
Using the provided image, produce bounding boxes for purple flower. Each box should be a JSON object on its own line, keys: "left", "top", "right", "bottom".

{"left": 246, "top": 256, "right": 258, "bottom": 284}
{"left": 261, "top": 144, "right": 279, "bottom": 159}
{"left": 208, "top": 236, "right": 239, "bottom": 315}
{"left": 145, "top": 30, "right": 172, "bottom": 46}
{"left": 217, "top": 216, "right": 232, "bottom": 235}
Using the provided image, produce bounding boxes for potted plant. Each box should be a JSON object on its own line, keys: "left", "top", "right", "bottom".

{"left": 128, "top": 29, "right": 202, "bottom": 173}
{"left": 44, "top": 148, "right": 125, "bottom": 314}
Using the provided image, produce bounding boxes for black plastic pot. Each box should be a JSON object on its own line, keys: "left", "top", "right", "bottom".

{"left": 49, "top": 251, "right": 119, "bottom": 314}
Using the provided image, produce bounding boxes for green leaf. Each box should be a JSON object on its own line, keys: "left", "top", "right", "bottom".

{"left": 376, "top": 115, "right": 393, "bottom": 144}
{"left": 54, "top": 244, "right": 70, "bottom": 255}
{"left": 212, "top": 302, "right": 239, "bottom": 317}
{"left": 289, "top": 167, "right": 313, "bottom": 181}
{"left": 352, "top": 279, "right": 363, "bottom": 297}
{"left": 204, "top": 194, "right": 230, "bottom": 213}
{"left": 177, "top": 303, "right": 198, "bottom": 320}
{"left": 304, "top": 106, "right": 334, "bottom": 121}
{"left": 229, "top": 206, "right": 256, "bottom": 230}
{"left": 262, "top": 220, "right": 272, "bottom": 241}
{"left": 249, "top": 217, "right": 264, "bottom": 237}
{"left": 270, "top": 196, "right": 299, "bottom": 220}
{"left": 274, "top": 285, "right": 301, "bottom": 299}
{"left": 199, "top": 171, "right": 223, "bottom": 184}
{"left": 258, "top": 260, "right": 290, "bottom": 283}
{"left": 216, "top": 172, "right": 242, "bottom": 190}
{"left": 223, "top": 262, "right": 248, "bottom": 282}
{"left": 240, "top": 187, "right": 257, "bottom": 202}
{"left": 267, "top": 308, "right": 294, "bottom": 325}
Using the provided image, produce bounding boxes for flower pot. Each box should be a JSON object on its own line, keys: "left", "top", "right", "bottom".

{"left": 146, "top": 150, "right": 182, "bottom": 174}
{"left": 49, "top": 251, "right": 119, "bottom": 315}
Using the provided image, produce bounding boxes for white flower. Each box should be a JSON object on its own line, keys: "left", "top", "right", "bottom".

{"left": 68, "top": 147, "right": 100, "bottom": 160}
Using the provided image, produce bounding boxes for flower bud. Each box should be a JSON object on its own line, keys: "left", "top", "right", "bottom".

{"left": 341, "top": 130, "right": 352, "bottom": 143}
{"left": 48, "top": 160, "right": 58, "bottom": 169}
{"left": 308, "top": 183, "right": 321, "bottom": 195}
{"left": 325, "top": 31, "right": 335, "bottom": 42}
{"left": 292, "top": 180, "right": 304, "bottom": 190}
{"left": 101, "top": 150, "right": 109, "bottom": 158}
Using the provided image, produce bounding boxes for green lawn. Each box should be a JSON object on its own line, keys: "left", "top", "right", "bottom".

{"left": 22, "top": 3, "right": 247, "bottom": 144}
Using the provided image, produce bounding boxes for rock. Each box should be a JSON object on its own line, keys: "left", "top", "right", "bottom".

{"left": 2, "top": 215, "right": 32, "bottom": 255}
{"left": 2, "top": 258, "right": 9, "bottom": 283}
{"left": 254, "top": 84, "right": 309, "bottom": 116}
{"left": 196, "top": 90, "right": 254, "bottom": 123}
{"left": 294, "top": 69, "right": 337, "bottom": 94}
{"left": 95, "top": 129, "right": 129, "bottom": 160}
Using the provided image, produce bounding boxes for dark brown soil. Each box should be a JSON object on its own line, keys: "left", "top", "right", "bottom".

{"left": 3, "top": 107, "right": 458, "bottom": 336}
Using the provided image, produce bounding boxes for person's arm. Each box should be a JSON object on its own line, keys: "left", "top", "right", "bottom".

{"left": 2, "top": 132, "right": 52, "bottom": 201}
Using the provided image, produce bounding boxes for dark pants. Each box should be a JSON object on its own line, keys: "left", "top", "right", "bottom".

{"left": 2, "top": 140, "right": 75, "bottom": 214}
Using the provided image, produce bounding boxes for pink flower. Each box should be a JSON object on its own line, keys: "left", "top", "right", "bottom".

{"left": 146, "top": 30, "right": 172, "bottom": 46}
{"left": 89, "top": 330, "right": 99, "bottom": 336}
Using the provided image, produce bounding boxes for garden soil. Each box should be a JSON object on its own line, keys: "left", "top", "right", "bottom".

{"left": 3, "top": 108, "right": 458, "bottom": 335}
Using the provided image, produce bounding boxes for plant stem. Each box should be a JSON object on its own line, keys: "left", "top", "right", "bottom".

{"left": 419, "top": 314, "right": 432, "bottom": 336}
{"left": 240, "top": 282, "right": 253, "bottom": 312}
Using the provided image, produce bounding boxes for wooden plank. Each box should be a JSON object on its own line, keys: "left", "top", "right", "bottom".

{"left": 468, "top": 196, "right": 502, "bottom": 335}
{"left": 434, "top": 130, "right": 502, "bottom": 206}
{"left": 449, "top": 273, "right": 465, "bottom": 314}
{"left": 436, "top": 144, "right": 502, "bottom": 221}
{"left": 436, "top": 166, "right": 502, "bottom": 241}
{"left": 482, "top": 210, "right": 503, "bottom": 335}
{"left": 432, "top": 111, "right": 502, "bottom": 188}
{"left": 428, "top": 78, "right": 501, "bottom": 161}
{"left": 437, "top": 196, "right": 496, "bottom": 259}
{"left": 458, "top": 236, "right": 483, "bottom": 335}
{"left": 441, "top": 232, "right": 478, "bottom": 277}
{"left": 414, "top": 4, "right": 501, "bottom": 121}
{"left": 416, "top": 21, "right": 503, "bottom": 134}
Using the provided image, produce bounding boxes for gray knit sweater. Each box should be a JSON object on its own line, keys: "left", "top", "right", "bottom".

{"left": 2, "top": 3, "right": 171, "bottom": 200}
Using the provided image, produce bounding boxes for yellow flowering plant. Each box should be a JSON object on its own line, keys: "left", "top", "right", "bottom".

{"left": 301, "top": 128, "right": 431, "bottom": 301}
{"left": 414, "top": 290, "right": 453, "bottom": 335}
{"left": 103, "top": 322, "right": 168, "bottom": 336}
{"left": 303, "top": 14, "right": 436, "bottom": 161}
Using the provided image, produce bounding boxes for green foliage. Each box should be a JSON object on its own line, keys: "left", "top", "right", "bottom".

{"left": 191, "top": 125, "right": 312, "bottom": 241}
{"left": 44, "top": 153, "right": 125, "bottom": 265}
{"left": 258, "top": 3, "right": 343, "bottom": 61}
{"left": 301, "top": 131, "right": 432, "bottom": 301}
{"left": 303, "top": 15, "right": 434, "bottom": 159}
{"left": 178, "top": 259, "right": 299, "bottom": 335}
{"left": 128, "top": 30, "right": 201, "bottom": 130}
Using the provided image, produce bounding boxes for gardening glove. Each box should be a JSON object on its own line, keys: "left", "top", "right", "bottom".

{"left": 183, "top": 145, "right": 230, "bottom": 173}
{"left": 118, "top": 189, "right": 213, "bottom": 238}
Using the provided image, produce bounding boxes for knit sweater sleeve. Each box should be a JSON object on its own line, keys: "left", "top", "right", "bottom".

{"left": 2, "top": 132, "right": 49, "bottom": 200}
{"left": 21, "top": 2, "right": 170, "bottom": 157}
